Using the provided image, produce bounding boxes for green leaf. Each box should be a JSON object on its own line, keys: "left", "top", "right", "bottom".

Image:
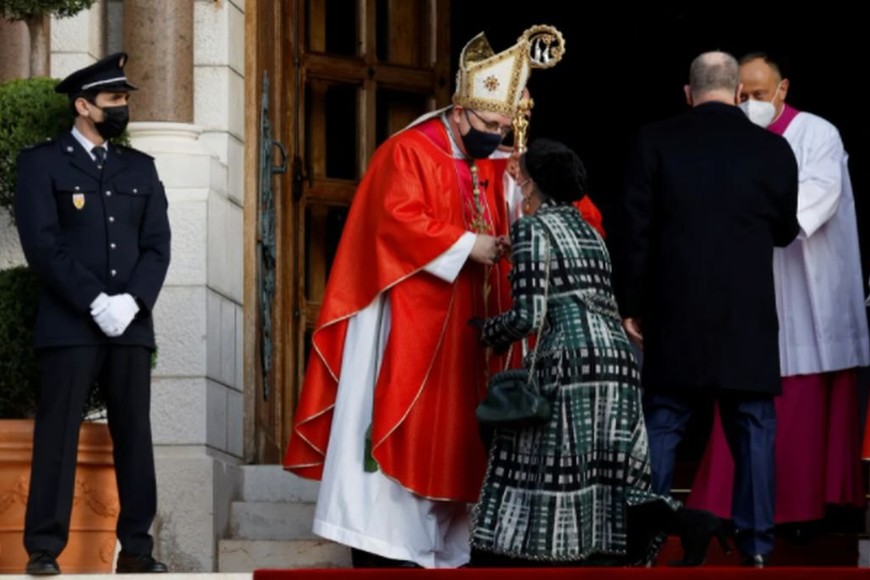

{"left": 0, "top": 77, "right": 72, "bottom": 216}
{"left": 0, "top": 266, "right": 40, "bottom": 418}
{"left": 0, "top": 77, "right": 131, "bottom": 219}
{"left": 0, "top": 0, "right": 97, "bottom": 21}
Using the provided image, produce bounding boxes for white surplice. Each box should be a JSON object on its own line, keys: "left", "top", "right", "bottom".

{"left": 311, "top": 233, "right": 476, "bottom": 568}
{"left": 774, "top": 112, "right": 870, "bottom": 375}
{"left": 490, "top": 148, "right": 524, "bottom": 223}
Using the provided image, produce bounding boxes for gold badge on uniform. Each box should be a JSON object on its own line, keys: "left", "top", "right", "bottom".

{"left": 72, "top": 193, "right": 85, "bottom": 210}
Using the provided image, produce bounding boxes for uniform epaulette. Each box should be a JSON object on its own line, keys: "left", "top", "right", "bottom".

{"left": 21, "top": 137, "right": 55, "bottom": 152}
{"left": 114, "top": 143, "right": 155, "bottom": 161}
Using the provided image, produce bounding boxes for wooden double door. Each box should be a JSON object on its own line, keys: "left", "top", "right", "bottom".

{"left": 244, "top": 0, "right": 451, "bottom": 463}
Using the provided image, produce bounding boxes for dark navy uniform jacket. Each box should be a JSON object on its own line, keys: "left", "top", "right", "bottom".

{"left": 14, "top": 131, "right": 171, "bottom": 349}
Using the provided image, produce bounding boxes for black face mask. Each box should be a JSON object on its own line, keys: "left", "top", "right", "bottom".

{"left": 92, "top": 105, "right": 129, "bottom": 140}
{"left": 460, "top": 123, "right": 503, "bottom": 159}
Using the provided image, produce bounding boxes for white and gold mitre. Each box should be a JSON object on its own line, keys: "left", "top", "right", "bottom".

{"left": 452, "top": 24, "right": 565, "bottom": 117}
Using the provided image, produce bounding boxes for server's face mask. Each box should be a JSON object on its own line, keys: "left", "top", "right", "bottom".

{"left": 738, "top": 81, "right": 783, "bottom": 127}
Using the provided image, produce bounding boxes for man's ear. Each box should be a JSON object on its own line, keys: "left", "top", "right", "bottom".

{"left": 74, "top": 97, "right": 91, "bottom": 117}
{"left": 734, "top": 82, "right": 744, "bottom": 105}
{"left": 779, "top": 78, "right": 790, "bottom": 102}
{"left": 683, "top": 85, "right": 693, "bottom": 107}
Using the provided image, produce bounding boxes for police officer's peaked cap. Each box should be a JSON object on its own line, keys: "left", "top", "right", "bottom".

{"left": 55, "top": 52, "right": 138, "bottom": 95}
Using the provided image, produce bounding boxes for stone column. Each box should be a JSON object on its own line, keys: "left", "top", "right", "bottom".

{"left": 50, "top": 0, "right": 107, "bottom": 80}
{"left": 121, "top": 0, "right": 247, "bottom": 570}
{"left": 0, "top": 20, "right": 31, "bottom": 82}
{"left": 123, "top": 0, "right": 193, "bottom": 122}
{"left": 0, "top": 19, "right": 29, "bottom": 270}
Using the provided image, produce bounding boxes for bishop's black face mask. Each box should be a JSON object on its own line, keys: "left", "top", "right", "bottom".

{"left": 461, "top": 125, "right": 503, "bottom": 159}
{"left": 460, "top": 111, "right": 504, "bottom": 159}
{"left": 90, "top": 103, "right": 130, "bottom": 140}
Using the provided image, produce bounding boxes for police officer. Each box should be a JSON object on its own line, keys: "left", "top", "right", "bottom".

{"left": 14, "top": 53, "right": 170, "bottom": 575}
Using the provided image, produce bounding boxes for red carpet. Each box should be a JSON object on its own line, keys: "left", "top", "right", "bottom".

{"left": 256, "top": 568, "right": 867, "bottom": 579}
{"left": 255, "top": 534, "right": 865, "bottom": 578}
{"left": 655, "top": 533, "right": 859, "bottom": 567}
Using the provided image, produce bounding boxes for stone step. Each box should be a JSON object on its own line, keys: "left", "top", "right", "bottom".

{"left": 239, "top": 465, "right": 319, "bottom": 503}
{"left": 215, "top": 536, "right": 870, "bottom": 571}
{"left": 229, "top": 501, "right": 318, "bottom": 540}
{"left": 218, "top": 539, "right": 352, "bottom": 571}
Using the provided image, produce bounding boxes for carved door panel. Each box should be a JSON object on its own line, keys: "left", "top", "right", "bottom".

{"left": 246, "top": 0, "right": 451, "bottom": 463}
{"left": 289, "top": 0, "right": 451, "bottom": 444}
{"left": 246, "top": 0, "right": 293, "bottom": 463}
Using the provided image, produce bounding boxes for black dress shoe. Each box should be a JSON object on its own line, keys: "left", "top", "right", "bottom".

{"left": 25, "top": 552, "right": 60, "bottom": 576}
{"left": 116, "top": 553, "right": 168, "bottom": 573}
{"left": 742, "top": 554, "right": 769, "bottom": 568}
{"left": 669, "top": 508, "right": 731, "bottom": 566}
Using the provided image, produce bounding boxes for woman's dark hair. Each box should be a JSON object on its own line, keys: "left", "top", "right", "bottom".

{"left": 521, "top": 138, "right": 587, "bottom": 203}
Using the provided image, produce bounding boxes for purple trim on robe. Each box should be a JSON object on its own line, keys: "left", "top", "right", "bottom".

{"left": 687, "top": 370, "right": 866, "bottom": 523}
{"left": 768, "top": 103, "right": 800, "bottom": 136}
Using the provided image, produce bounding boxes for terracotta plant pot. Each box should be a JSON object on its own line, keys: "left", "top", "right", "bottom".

{"left": 0, "top": 419, "right": 119, "bottom": 573}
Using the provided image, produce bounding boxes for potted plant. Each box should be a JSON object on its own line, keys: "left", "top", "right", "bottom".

{"left": 0, "top": 0, "right": 98, "bottom": 77}
{"left": 0, "top": 76, "right": 74, "bottom": 216}
{"left": 0, "top": 77, "right": 119, "bottom": 573}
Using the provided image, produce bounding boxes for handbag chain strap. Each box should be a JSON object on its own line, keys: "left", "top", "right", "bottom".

{"left": 524, "top": 228, "right": 552, "bottom": 384}
{"left": 498, "top": 222, "right": 552, "bottom": 377}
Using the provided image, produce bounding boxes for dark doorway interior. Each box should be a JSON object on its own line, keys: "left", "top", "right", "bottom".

{"left": 451, "top": 7, "right": 869, "bottom": 498}
{"left": 451, "top": 6, "right": 868, "bottom": 275}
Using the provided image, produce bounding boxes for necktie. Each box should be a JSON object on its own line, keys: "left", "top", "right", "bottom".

{"left": 92, "top": 146, "right": 106, "bottom": 169}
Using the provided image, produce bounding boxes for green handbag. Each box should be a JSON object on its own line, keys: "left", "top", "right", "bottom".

{"left": 475, "top": 367, "right": 550, "bottom": 426}
{"left": 476, "top": 232, "right": 552, "bottom": 428}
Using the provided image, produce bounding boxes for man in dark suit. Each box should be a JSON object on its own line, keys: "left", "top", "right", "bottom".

{"left": 615, "top": 51, "right": 799, "bottom": 567}
{"left": 13, "top": 53, "right": 170, "bottom": 575}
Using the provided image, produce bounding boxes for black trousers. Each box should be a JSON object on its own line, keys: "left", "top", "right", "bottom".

{"left": 24, "top": 345, "right": 157, "bottom": 557}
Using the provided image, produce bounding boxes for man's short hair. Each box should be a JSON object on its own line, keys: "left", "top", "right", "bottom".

{"left": 67, "top": 90, "right": 100, "bottom": 118}
{"left": 739, "top": 51, "right": 786, "bottom": 80}
{"left": 689, "top": 51, "right": 739, "bottom": 97}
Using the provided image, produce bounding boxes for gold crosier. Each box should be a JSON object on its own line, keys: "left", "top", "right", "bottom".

{"left": 491, "top": 25, "right": 565, "bottom": 370}
{"left": 512, "top": 23, "right": 566, "bottom": 155}
{"left": 464, "top": 25, "right": 565, "bottom": 377}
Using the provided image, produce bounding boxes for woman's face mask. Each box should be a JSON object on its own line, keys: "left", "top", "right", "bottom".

{"left": 738, "top": 81, "right": 782, "bottom": 127}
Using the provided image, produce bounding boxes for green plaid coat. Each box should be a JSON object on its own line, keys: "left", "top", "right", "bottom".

{"left": 472, "top": 201, "right": 677, "bottom": 563}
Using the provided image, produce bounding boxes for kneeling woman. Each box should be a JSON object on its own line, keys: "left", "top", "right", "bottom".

{"left": 471, "top": 139, "right": 679, "bottom": 566}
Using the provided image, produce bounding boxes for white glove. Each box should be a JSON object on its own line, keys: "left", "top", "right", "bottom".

{"left": 90, "top": 292, "right": 111, "bottom": 334}
{"left": 93, "top": 293, "right": 140, "bottom": 337}
{"left": 90, "top": 292, "right": 110, "bottom": 315}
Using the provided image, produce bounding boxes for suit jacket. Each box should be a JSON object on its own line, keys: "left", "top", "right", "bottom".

{"left": 616, "top": 102, "right": 799, "bottom": 395}
{"left": 14, "top": 131, "right": 171, "bottom": 349}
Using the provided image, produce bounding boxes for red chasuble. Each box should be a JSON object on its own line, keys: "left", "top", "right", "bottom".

{"left": 284, "top": 116, "right": 512, "bottom": 502}
{"left": 574, "top": 196, "right": 606, "bottom": 238}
